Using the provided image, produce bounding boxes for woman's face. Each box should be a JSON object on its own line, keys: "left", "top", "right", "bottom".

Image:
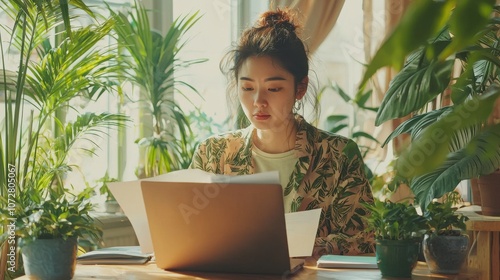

{"left": 238, "top": 56, "right": 304, "bottom": 132}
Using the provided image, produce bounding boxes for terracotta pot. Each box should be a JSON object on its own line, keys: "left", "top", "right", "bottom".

{"left": 478, "top": 170, "right": 500, "bottom": 216}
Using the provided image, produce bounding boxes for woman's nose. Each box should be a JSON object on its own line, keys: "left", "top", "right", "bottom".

{"left": 254, "top": 88, "right": 267, "bottom": 107}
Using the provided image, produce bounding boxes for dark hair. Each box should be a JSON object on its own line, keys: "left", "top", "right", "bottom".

{"left": 221, "top": 8, "right": 317, "bottom": 127}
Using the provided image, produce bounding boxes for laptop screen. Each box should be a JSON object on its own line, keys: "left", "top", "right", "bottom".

{"left": 141, "top": 181, "right": 293, "bottom": 275}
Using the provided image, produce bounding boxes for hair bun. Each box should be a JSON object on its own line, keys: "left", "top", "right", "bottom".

{"left": 258, "top": 9, "right": 297, "bottom": 32}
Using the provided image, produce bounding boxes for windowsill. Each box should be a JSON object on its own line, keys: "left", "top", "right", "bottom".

{"left": 86, "top": 211, "right": 139, "bottom": 249}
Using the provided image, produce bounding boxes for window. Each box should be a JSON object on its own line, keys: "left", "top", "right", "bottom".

{"left": 1, "top": 1, "right": 386, "bottom": 195}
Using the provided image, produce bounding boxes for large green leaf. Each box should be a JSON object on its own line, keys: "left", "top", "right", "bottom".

{"left": 451, "top": 47, "right": 500, "bottom": 104}
{"left": 395, "top": 85, "right": 500, "bottom": 179}
{"left": 411, "top": 124, "right": 500, "bottom": 210}
{"left": 382, "top": 107, "right": 450, "bottom": 147}
{"left": 352, "top": 131, "right": 379, "bottom": 144}
{"left": 440, "top": 0, "right": 495, "bottom": 60}
{"left": 375, "top": 55, "right": 454, "bottom": 126}
{"left": 360, "top": 0, "right": 452, "bottom": 86}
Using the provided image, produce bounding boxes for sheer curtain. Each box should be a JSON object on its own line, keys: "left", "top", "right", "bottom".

{"left": 361, "top": 0, "right": 411, "bottom": 159}
{"left": 270, "top": 0, "right": 345, "bottom": 53}
{"left": 365, "top": 0, "right": 414, "bottom": 201}
{"left": 383, "top": 0, "right": 411, "bottom": 153}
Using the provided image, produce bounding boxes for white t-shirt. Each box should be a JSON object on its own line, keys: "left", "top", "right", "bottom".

{"left": 252, "top": 146, "right": 298, "bottom": 213}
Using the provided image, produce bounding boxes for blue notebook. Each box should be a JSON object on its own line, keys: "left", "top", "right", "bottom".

{"left": 316, "top": 255, "right": 378, "bottom": 269}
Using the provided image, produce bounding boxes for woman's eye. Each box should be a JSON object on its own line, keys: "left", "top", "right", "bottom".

{"left": 242, "top": 87, "right": 253, "bottom": 91}
{"left": 268, "top": 87, "right": 282, "bottom": 92}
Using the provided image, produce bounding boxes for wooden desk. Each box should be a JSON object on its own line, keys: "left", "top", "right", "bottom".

{"left": 16, "top": 260, "right": 480, "bottom": 280}
{"left": 457, "top": 205, "right": 500, "bottom": 280}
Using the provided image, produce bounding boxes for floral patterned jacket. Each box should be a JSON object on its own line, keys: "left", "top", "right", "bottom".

{"left": 189, "top": 115, "right": 375, "bottom": 256}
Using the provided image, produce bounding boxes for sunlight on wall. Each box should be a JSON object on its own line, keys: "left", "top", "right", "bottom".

{"left": 313, "top": 0, "right": 385, "bottom": 131}
{"left": 173, "top": 0, "right": 234, "bottom": 128}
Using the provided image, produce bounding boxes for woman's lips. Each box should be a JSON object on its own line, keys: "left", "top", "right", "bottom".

{"left": 253, "top": 114, "right": 270, "bottom": 120}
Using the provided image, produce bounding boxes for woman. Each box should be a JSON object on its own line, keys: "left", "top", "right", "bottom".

{"left": 190, "top": 9, "right": 374, "bottom": 257}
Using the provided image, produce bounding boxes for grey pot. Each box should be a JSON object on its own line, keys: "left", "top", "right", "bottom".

{"left": 423, "top": 233, "right": 469, "bottom": 274}
{"left": 21, "top": 237, "right": 77, "bottom": 280}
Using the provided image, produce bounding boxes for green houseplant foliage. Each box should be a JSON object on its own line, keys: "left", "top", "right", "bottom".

{"left": 363, "top": 199, "right": 427, "bottom": 241}
{"left": 360, "top": 0, "right": 500, "bottom": 211}
{"left": 363, "top": 198, "right": 427, "bottom": 278}
{"left": 0, "top": 112, "right": 126, "bottom": 279}
{"left": 1, "top": 112, "right": 127, "bottom": 245}
{"left": 0, "top": 0, "right": 126, "bottom": 278}
{"left": 424, "top": 200, "right": 469, "bottom": 236}
{"left": 422, "top": 199, "right": 470, "bottom": 274}
{"left": 109, "top": 1, "right": 206, "bottom": 177}
{"left": 2, "top": 186, "right": 102, "bottom": 246}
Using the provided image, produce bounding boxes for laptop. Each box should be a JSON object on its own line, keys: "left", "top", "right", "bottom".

{"left": 140, "top": 180, "right": 305, "bottom": 276}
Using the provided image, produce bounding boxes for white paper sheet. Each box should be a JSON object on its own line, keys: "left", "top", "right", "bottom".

{"left": 107, "top": 179, "right": 152, "bottom": 253}
{"left": 285, "top": 208, "right": 322, "bottom": 257}
{"left": 108, "top": 169, "right": 320, "bottom": 257}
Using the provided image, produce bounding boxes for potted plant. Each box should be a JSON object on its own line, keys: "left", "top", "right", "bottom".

{"left": 422, "top": 194, "right": 470, "bottom": 274}
{"left": 1, "top": 187, "right": 103, "bottom": 280}
{"left": 0, "top": 0, "right": 126, "bottom": 278}
{"left": 109, "top": 0, "right": 207, "bottom": 178}
{"left": 359, "top": 0, "right": 500, "bottom": 214}
{"left": 0, "top": 112, "right": 125, "bottom": 279}
{"left": 363, "top": 198, "right": 427, "bottom": 278}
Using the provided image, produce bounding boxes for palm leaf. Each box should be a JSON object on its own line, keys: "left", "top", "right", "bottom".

{"left": 111, "top": 2, "right": 204, "bottom": 117}
{"left": 110, "top": 1, "right": 205, "bottom": 176}
{"left": 26, "top": 19, "right": 117, "bottom": 111}
{"left": 54, "top": 112, "right": 128, "bottom": 161}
